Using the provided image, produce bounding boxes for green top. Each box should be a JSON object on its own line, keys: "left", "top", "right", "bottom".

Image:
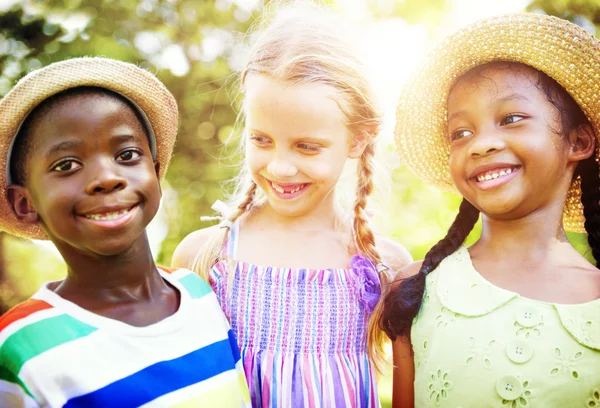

{"left": 411, "top": 246, "right": 600, "bottom": 407}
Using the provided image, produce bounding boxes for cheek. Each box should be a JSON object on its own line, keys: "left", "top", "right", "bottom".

{"left": 448, "top": 149, "right": 465, "bottom": 180}
{"left": 304, "top": 157, "right": 345, "bottom": 183}
{"left": 245, "top": 145, "right": 270, "bottom": 173}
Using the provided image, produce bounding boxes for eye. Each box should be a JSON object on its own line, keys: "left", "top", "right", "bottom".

{"left": 500, "top": 114, "right": 525, "bottom": 126}
{"left": 297, "top": 143, "right": 322, "bottom": 153}
{"left": 116, "top": 149, "right": 140, "bottom": 162}
{"left": 249, "top": 134, "right": 271, "bottom": 145}
{"left": 52, "top": 160, "right": 81, "bottom": 172}
{"left": 450, "top": 129, "right": 473, "bottom": 141}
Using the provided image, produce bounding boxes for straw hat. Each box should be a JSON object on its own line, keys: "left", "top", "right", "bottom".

{"left": 0, "top": 57, "right": 178, "bottom": 240}
{"left": 395, "top": 13, "right": 600, "bottom": 233}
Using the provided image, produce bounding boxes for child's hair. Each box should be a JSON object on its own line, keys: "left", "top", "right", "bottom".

{"left": 10, "top": 86, "right": 149, "bottom": 186}
{"left": 190, "top": 1, "right": 387, "bottom": 364}
{"left": 379, "top": 61, "right": 600, "bottom": 340}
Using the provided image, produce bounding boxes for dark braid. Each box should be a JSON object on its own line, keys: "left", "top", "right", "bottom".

{"left": 380, "top": 199, "right": 479, "bottom": 340}
{"left": 578, "top": 155, "right": 600, "bottom": 266}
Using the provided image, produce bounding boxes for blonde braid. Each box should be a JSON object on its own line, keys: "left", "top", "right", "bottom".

{"left": 192, "top": 181, "right": 257, "bottom": 281}
{"left": 353, "top": 138, "right": 390, "bottom": 372}
{"left": 352, "top": 139, "right": 382, "bottom": 266}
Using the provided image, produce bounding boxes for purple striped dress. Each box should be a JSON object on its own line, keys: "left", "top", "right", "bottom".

{"left": 209, "top": 220, "right": 381, "bottom": 408}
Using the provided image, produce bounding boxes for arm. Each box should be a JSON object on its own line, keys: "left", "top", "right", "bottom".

{"left": 392, "top": 336, "right": 415, "bottom": 408}
{"left": 171, "top": 225, "right": 222, "bottom": 270}
{"left": 389, "top": 261, "right": 422, "bottom": 408}
{"left": 375, "top": 236, "right": 413, "bottom": 277}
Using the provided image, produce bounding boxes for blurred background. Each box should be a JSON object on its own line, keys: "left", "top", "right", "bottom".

{"left": 0, "top": 0, "right": 597, "bottom": 405}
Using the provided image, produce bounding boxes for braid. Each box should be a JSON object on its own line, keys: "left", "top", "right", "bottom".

{"left": 379, "top": 199, "right": 479, "bottom": 340}
{"left": 354, "top": 139, "right": 389, "bottom": 371}
{"left": 227, "top": 181, "right": 257, "bottom": 224}
{"left": 578, "top": 155, "right": 600, "bottom": 266}
{"left": 193, "top": 181, "right": 257, "bottom": 281}
{"left": 353, "top": 140, "right": 382, "bottom": 266}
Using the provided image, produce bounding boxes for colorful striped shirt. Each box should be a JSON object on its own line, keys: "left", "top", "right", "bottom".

{"left": 0, "top": 268, "right": 251, "bottom": 408}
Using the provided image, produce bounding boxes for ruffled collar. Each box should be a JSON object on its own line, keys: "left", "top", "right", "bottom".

{"left": 434, "top": 246, "right": 600, "bottom": 350}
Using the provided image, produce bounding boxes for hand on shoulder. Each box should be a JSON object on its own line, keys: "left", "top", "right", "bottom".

{"left": 375, "top": 236, "right": 413, "bottom": 277}
{"left": 171, "top": 225, "right": 224, "bottom": 269}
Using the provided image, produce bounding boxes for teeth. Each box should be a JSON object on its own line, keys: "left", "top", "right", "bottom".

{"left": 476, "top": 167, "right": 516, "bottom": 182}
{"left": 272, "top": 183, "right": 304, "bottom": 194}
{"left": 85, "top": 208, "right": 129, "bottom": 221}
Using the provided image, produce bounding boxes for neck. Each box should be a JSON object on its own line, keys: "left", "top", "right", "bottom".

{"left": 258, "top": 193, "right": 343, "bottom": 230}
{"left": 475, "top": 203, "right": 569, "bottom": 261}
{"left": 54, "top": 232, "right": 163, "bottom": 303}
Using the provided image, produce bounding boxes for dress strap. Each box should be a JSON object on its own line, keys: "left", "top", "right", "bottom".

{"left": 225, "top": 218, "right": 240, "bottom": 260}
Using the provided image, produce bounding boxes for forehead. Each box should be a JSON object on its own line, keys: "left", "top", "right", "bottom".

{"left": 27, "top": 91, "right": 148, "bottom": 149}
{"left": 243, "top": 74, "right": 348, "bottom": 139}
{"left": 449, "top": 63, "right": 542, "bottom": 106}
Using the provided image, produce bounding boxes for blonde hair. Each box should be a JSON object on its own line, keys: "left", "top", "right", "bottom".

{"left": 190, "top": 1, "right": 388, "bottom": 369}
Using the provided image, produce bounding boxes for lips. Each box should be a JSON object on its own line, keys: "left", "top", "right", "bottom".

{"left": 270, "top": 181, "right": 306, "bottom": 194}
{"left": 78, "top": 204, "right": 138, "bottom": 221}
{"left": 267, "top": 180, "right": 310, "bottom": 199}
{"left": 468, "top": 163, "right": 521, "bottom": 190}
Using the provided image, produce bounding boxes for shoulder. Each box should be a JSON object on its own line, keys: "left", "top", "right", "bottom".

{"left": 171, "top": 225, "right": 225, "bottom": 269}
{"left": 375, "top": 235, "right": 413, "bottom": 275}
{"left": 398, "top": 260, "right": 423, "bottom": 279}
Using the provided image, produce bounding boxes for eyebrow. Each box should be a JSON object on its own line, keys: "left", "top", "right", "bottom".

{"left": 248, "top": 128, "right": 330, "bottom": 144}
{"left": 494, "top": 93, "right": 531, "bottom": 104}
{"left": 45, "top": 135, "right": 140, "bottom": 158}
{"left": 46, "top": 140, "right": 82, "bottom": 157}
{"left": 448, "top": 93, "right": 532, "bottom": 123}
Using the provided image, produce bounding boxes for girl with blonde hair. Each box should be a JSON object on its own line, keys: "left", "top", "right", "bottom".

{"left": 173, "top": 3, "right": 411, "bottom": 406}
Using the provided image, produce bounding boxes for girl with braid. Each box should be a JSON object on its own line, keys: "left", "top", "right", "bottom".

{"left": 172, "top": 4, "right": 411, "bottom": 407}
{"left": 378, "top": 13, "right": 600, "bottom": 408}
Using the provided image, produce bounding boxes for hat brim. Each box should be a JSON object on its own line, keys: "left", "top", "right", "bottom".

{"left": 0, "top": 57, "right": 178, "bottom": 240}
{"left": 395, "top": 13, "right": 600, "bottom": 233}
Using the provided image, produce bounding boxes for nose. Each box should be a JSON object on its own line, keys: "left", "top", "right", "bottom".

{"left": 468, "top": 128, "right": 506, "bottom": 157}
{"left": 267, "top": 153, "right": 298, "bottom": 178}
{"left": 85, "top": 158, "right": 127, "bottom": 194}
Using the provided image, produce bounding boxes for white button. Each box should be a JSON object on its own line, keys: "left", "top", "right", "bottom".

{"left": 496, "top": 375, "right": 523, "bottom": 400}
{"left": 515, "top": 307, "right": 540, "bottom": 328}
{"left": 505, "top": 339, "right": 533, "bottom": 364}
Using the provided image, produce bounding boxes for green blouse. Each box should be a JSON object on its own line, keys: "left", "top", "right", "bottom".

{"left": 411, "top": 246, "right": 600, "bottom": 407}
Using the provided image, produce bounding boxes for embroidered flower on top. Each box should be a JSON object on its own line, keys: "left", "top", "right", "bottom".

{"left": 350, "top": 255, "right": 381, "bottom": 314}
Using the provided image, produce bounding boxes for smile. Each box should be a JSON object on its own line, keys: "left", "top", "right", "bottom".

{"left": 471, "top": 165, "right": 521, "bottom": 190}
{"left": 84, "top": 208, "right": 132, "bottom": 221}
{"left": 269, "top": 181, "right": 309, "bottom": 198}
{"left": 475, "top": 166, "right": 517, "bottom": 182}
{"left": 78, "top": 204, "right": 139, "bottom": 229}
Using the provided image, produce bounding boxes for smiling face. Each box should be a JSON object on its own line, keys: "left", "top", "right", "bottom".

{"left": 243, "top": 74, "right": 361, "bottom": 218}
{"left": 446, "top": 63, "right": 581, "bottom": 221}
{"left": 8, "top": 88, "right": 161, "bottom": 257}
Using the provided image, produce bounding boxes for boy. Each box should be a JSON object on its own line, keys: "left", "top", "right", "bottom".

{"left": 0, "top": 58, "right": 250, "bottom": 408}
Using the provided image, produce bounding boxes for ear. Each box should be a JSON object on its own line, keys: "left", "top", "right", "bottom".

{"left": 348, "top": 129, "right": 373, "bottom": 159}
{"left": 154, "top": 161, "right": 161, "bottom": 177}
{"left": 6, "top": 185, "right": 39, "bottom": 224}
{"left": 568, "top": 124, "right": 596, "bottom": 162}
{"left": 154, "top": 161, "right": 163, "bottom": 196}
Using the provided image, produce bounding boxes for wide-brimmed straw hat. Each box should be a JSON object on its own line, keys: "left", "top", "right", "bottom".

{"left": 395, "top": 13, "right": 600, "bottom": 233}
{"left": 0, "top": 57, "right": 178, "bottom": 240}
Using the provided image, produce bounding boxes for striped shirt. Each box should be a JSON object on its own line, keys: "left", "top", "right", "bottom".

{"left": 0, "top": 268, "right": 251, "bottom": 408}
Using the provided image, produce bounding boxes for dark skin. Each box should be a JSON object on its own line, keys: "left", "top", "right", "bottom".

{"left": 447, "top": 65, "right": 600, "bottom": 304}
{"left": 7, "top": 91, "right": 179, "bottom": 326}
